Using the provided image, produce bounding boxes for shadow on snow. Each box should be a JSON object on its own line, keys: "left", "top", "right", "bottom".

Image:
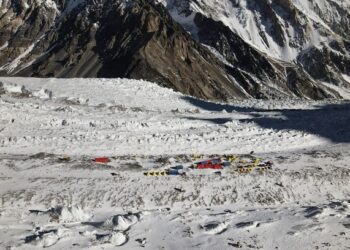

{"left": 181, "top": 96, "right": 350, "bottom": 143}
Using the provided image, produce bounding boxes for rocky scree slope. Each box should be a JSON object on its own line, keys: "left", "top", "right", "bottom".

{"left": 0, "top": 0, "right": 348, "bottom": 100}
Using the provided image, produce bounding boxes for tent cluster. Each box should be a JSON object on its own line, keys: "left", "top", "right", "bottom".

{"left": 57, "top": 154, "right": 273, "bottom": 177}
{"left": 144, "top": 154, "right": 273, "bottom": 177}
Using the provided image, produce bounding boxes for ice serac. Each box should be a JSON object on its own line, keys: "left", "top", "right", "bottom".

{"left": 0, "top": 0, "right": 349, "bottom": 100}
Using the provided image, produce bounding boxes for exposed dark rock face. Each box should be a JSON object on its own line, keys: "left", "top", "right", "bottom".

{"left": 0, "top": 0, "right": 349, "bottom": 100}
{"left": 0, "top": 0, "right": 58, "bottom": 66}
{"left": 0, "top": 0, "right": 247, "bottom": 100}
{"left": 162, "top": 0, "right": 350, "bottom": 99}
{"left": 297, "top": 40, "right": 350, "bottom": 87}
{"left": 194, "top": 13, "right": 339, "bottom": 99}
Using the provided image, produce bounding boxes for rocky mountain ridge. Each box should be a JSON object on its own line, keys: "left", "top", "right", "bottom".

{"left": 161, "top": 0, "right": 350, "bottom": 93}
{"left": 0, "top": 0, "right": 349, "bottom": 100}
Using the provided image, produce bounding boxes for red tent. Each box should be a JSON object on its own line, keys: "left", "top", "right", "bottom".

{"left": 94, "top": 157, "right": 110, "bottom": 163}
{"left": 197, "top": 163, "right": 223, "bottom": 170}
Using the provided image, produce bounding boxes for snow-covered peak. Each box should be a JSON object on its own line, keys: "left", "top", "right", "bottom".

{"left": 160, "top": 0, "right": 350, "bottom": 61}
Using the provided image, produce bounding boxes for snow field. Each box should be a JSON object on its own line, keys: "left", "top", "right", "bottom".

{"left": 0, "top": 77, "right": 349, "bottom": 249}
{"left": 0, "top": 78, "right": 342, "bottom": 156}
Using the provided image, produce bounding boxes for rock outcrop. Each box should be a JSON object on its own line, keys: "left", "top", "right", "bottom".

{"left": 0, "top": 0, "right": 349, "bottom": 100}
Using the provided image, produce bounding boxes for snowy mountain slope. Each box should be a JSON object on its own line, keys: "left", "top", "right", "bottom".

{"left": 161, "top": 0, "right": 350, "bottom": 93}
{"left": 0, "top": 77, "right": 350, "bottom": 249}
{"left": 161, "top": 0, "right": 349, "bottom": 60}
{"left": 0, "top": 0, "right": 349, "bottom": 100}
